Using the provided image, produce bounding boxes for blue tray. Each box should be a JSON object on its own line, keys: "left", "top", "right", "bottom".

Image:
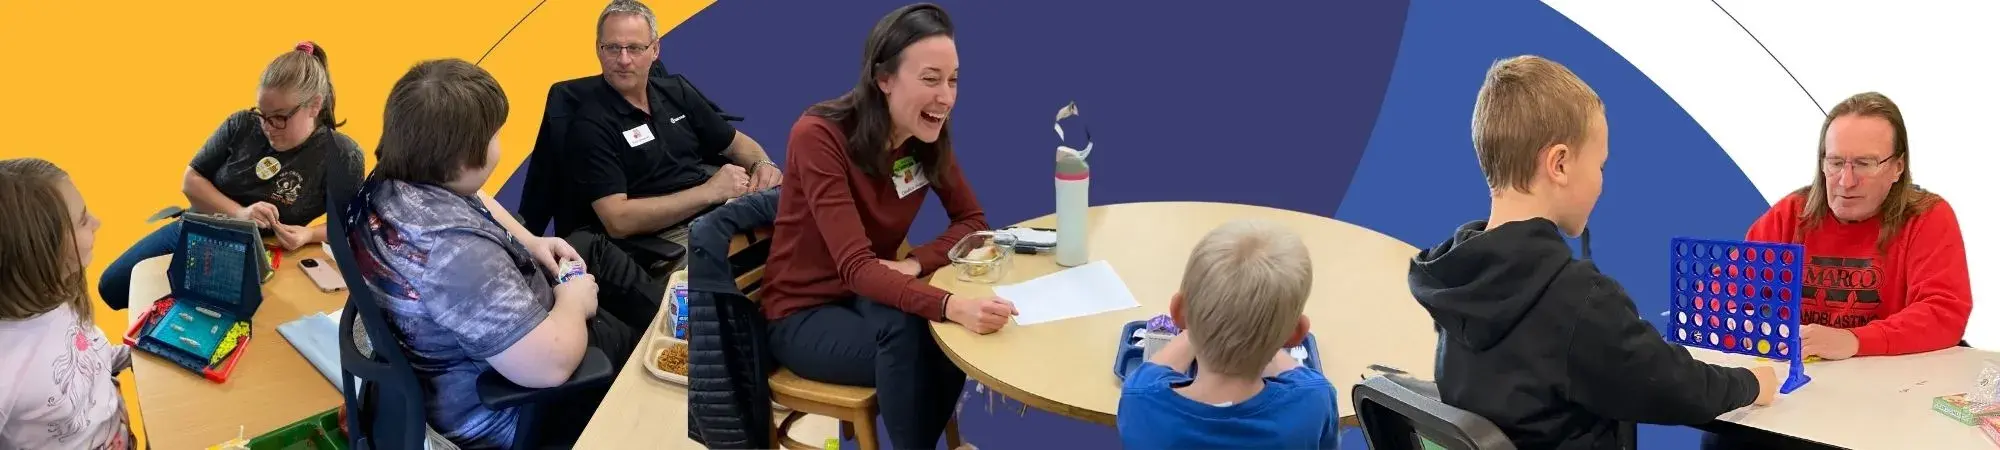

{"left": 1113, "top": 320, "right": 1321, "bottom": 382}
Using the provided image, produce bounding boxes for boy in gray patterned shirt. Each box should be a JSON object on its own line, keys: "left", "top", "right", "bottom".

{"left": 346, "top": 59, "right": 637, "bottom": 449}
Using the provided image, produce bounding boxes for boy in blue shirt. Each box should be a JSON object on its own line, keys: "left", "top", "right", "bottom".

{"left": 1117, "top": 220, "right": 1339, "bottom": 449}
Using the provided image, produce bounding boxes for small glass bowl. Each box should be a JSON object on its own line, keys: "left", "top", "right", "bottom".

{"left": 948, "top": 231, "right": 1015, "bottom": 284}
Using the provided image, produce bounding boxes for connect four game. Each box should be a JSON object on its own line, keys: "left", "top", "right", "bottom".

{"left": 1667, "top": 237, "right": 1812, "bottom": 394}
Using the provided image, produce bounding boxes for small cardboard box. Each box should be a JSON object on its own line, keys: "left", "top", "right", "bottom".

{"left": 1933, "top": 393, "right": 2000, "bottom": 426}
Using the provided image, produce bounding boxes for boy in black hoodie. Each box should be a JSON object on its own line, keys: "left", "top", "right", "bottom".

{"left": 1407, "top": 55, "right": 1778, "bottom": 450}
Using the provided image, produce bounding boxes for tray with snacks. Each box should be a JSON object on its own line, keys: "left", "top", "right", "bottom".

{"left": 1112, "top": 315, "right": 1319, "bottom": 382}
{"left": 645, "top": 271, "right": 690, "bottom": 385}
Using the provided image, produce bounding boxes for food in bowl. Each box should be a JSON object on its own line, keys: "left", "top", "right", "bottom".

{"left": 656, "top": 341, "right": 689, "bottom": 376}
{"left": 948, "top": 231, "right": 1013, "bottom": 283}
{"left": 964, "top": 244, "right": 1001, "bottom": 262}
{"left": 961, "top": 245, "right": 1002, "bottom": 276}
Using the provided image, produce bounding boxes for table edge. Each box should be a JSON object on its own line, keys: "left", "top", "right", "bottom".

{"left": 930, "top": 325, "right": 1118, "bottom": 427}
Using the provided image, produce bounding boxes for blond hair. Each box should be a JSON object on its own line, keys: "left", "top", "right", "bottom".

{"left": 1471, "top": 55, "right": 1603, "bottom": 194}
{"left": 1179, "top": 220, "right": 1314, "bottom": 377}
{"left": 0, "top": 158, "right": 91, "bottom": 323}
{"left": 1794, "top": 92, "right": 1938, "bottom": 254}
{"left": 263, "top": 42, "right": 343, "bottom": 129}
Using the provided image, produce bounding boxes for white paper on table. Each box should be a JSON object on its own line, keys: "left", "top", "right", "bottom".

{"left": 992, "top": 260, "right": 1140, "bottom": 325}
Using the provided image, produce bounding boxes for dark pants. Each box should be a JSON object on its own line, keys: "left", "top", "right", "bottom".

{"left": 98, "top": 221, "right": 183, "bottom": 310}
{"left": 533, "top": 308, "right": 639, "bottom": 446}
{"left": 565, "top": 230, "right": 674, "bottom": 331}
{"left": 770, "top": 298, "right": 965, "bottom": 450}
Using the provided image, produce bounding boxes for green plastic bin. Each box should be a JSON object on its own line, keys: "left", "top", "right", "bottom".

{"left": 246, "top": 407, "right": 347, "bottom": 450}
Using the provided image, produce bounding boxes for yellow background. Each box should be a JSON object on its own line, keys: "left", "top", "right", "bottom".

{"left": 0, "top": 1, "right": 711, "bottom": 447}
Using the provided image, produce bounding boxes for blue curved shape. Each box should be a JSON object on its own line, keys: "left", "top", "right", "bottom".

{"left": 1334, "top": 0, "right": 1773, "bottom": 446}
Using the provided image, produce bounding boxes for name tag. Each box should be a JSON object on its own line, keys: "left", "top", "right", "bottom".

{"left": 891, "top": 156, "right": 928, "bottom": 198}
{"left": 623, "top": 124, "right": 656, "bottom": 147}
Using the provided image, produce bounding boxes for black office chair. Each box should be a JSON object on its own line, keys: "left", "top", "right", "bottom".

{"left": 1353, "top": 375, "right": 1516, "bottom": 450}
{"left": 330, "top": 178, "right": 616, "bottom": 450}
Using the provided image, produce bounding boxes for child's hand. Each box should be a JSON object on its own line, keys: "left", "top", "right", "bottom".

{"left": 1261, "top": 348, "right": 1301, "bottom": 378}
{"left": 1750, "top": 365, "right": 1778, "bottom": 406}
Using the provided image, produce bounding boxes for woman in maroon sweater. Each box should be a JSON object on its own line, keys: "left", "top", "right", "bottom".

{"left": 760, "top": 4, "right": 1017, "bottom": 448}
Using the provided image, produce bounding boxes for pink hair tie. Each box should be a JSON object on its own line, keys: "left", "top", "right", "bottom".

{"left": 295, "top": 41, "right": 316, "bottom": 54}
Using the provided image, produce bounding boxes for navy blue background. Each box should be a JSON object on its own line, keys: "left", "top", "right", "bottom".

{"left": 496, "top": 0, "right": 1778, "bottom": 447}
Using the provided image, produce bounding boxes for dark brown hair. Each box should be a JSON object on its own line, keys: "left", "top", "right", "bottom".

{"left": 1471, "top": 55, "right": 1603, "bottom": 193}
{"left": 373, "top": 59, "right": 510, "bottom": 185}
{"left": 0, "top": 158, "right": 91, "bottom": 323}
{"left": 1793, "top": 91, "right": 1937, "bottom": 254}
{"left": 806, "top": 3, "right": 956, "bottom": 187}
{"left": 264, "top": 42, "right": 344, "bottom": 130}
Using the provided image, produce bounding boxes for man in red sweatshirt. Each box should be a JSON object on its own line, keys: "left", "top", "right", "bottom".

{"left": 1744, "top": 92, "right": 1973, "bottom": 360}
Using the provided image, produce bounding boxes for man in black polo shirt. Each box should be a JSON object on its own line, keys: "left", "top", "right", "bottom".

{"left": 562, "top": 0, "right": 779, "bottom": 326}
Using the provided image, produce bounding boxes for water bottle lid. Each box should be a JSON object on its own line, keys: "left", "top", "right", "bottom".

{"left": 1057, "top": 146, "right": 1089, "bottom": 175}
{"left": 1055, "top": 101, "right": 1092, "bottom": 162}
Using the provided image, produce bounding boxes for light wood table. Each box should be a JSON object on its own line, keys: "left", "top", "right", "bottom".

{"left": 928, "top": 202, "right": 1437, "bottom": 426}
{"left": 126, "top": 246, "right": 344, "bottom": 450}
{"left": 571, "top": 298, "right": 701, "bottom": 449}
{"left": 1692, "top": 346, "right": 2000, "bottom": 449}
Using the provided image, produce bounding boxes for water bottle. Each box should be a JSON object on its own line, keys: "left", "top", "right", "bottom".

{"left": 1056, "top": 162, "right": 1089, "bottom": 267}
{"left": 1054, "top": 102, "right": 1092, "bottom": 267}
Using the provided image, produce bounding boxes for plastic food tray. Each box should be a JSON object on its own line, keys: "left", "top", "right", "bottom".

{"left": 1111, "top": 320, "right": 1320, "bottom": 382}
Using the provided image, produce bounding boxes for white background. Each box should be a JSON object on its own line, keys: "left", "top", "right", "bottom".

{"left": 1544, "top": 0, "right": 1996, "bottom": 348}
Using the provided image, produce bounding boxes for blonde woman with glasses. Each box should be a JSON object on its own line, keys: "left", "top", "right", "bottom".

{"left": 97, "top": 41, "right": 365, "bottom": 312}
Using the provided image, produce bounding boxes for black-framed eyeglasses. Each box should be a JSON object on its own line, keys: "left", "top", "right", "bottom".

{"left": 248, "top": 101, "right": 309, "bottom": 130}
{"left": 598, "top": 42, "right": 655, "bottom": 58}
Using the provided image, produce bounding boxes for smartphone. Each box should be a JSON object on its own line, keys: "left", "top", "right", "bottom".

{"left": 300, "top": 257, "right": 346, "bottom": 293}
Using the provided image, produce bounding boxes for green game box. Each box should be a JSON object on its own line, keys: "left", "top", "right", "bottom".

{"left": 1934, "top": 393, "right": 2000, "bottom": 426}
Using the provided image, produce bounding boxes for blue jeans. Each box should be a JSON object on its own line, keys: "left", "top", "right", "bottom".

{"left": 98, "top": 221, "right": 182, "bottom": 310}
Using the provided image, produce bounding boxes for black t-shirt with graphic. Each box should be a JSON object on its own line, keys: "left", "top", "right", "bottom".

{"left": 188, "top": 110, "right": 365, "bottom": 226}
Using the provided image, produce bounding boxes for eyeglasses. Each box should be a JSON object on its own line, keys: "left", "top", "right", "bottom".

{"left": 1821, "top": 155, "right": 1898, "bottom": 178}
{"left": 598, "top": 42, "right": 655, "bottom": 58}
{"left": 248, "top": 101, "right": 309, "bottom": 130}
